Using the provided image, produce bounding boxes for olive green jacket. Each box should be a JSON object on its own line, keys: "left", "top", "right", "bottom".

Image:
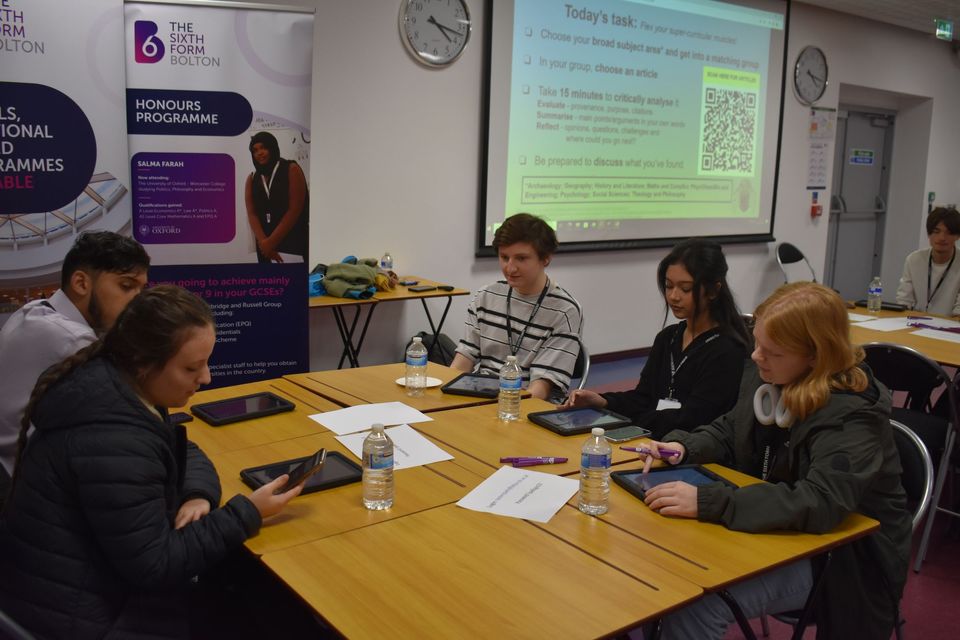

{"left": 665, "top": 362, "right": 912, "bottom": 639}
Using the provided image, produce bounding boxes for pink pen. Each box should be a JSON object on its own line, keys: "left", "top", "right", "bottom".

{"left": 620, "top": 446, "right": 681, "bottom": 458}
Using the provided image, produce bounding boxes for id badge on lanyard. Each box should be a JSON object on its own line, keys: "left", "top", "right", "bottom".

{"left": 657, "top": 398, "right": 682, "bottom": 411}
{"left": 261, "top": 163, "right": 279, "bottom": 226}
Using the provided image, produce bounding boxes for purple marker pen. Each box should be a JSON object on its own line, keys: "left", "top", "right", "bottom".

{"left": 619, "top": 446, "right": 681, "bottom": 458}
{"left": 511, "top": 456, "right": 568, "bottom": 467}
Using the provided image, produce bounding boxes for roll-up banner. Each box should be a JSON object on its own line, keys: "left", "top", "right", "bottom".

{"left": 124, "top": 0, "right": 315, "bottom": 386}
{"left": 0, "top": 0, "right": 130, "bottom": 309}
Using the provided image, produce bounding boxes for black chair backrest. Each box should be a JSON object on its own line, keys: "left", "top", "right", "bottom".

{"left": 862, "top": 343, "right": 950, "bottom": 413}
{"left": 890, "top": 420, "right": 935, "bottom": 532}
{"left": 571, "top": 343, "right": 590, "bottom": 390}
{"left": 777, "top": 242, "right": 805, "bottom": 264}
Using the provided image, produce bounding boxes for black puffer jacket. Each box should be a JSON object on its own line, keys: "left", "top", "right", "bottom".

{"left": 0, "top": 357, "right": 261, "bottom": 639}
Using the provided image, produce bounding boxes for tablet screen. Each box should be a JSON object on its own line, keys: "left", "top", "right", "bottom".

{"left": 200, "top": 393, "right": 287, "bottom": 421}
{"left": 446, "top": 375, "right": 500, "bottom": 394}
{"left": 542, "top": 408, "right": 625, "bottom": 430}
{"left": 617, "top": 467, "right": 721, "bottom": 494}
{"left": 244, "top": 453, "right": 361, "bottom": 490}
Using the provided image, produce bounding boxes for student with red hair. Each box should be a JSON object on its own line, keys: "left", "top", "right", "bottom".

{"left": 639, "top": 282, "right": 911, "bottom": 640}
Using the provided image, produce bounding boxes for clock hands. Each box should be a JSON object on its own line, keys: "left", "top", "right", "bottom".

{"left": 427, "top": 15, "right": 461, "bottom": 42}
{"left": 806, "top": 69, "right": 824, "bottom": 84}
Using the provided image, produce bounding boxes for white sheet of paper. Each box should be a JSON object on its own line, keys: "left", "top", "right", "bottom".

{"left": 309, "top": 402, "right": 432, "bottom": 435}
{"left": 910, "top": 328, "right": 960, "bottom": 344}
{"left": 335, "top": 424, "right": 453, "bottom": 469}
{"left": 850, "top": 317, "right": 913, "bottom": 332}
{"left": 456, "top": 465, "right": 579, "bottom": 524}
{"left": 847, "top": 312, "right": 873, "bottom": 322}
{"left": 656, "top": 398, "right": 682, "bottom": 411}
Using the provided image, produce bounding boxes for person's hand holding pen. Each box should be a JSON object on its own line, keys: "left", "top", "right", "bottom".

{"left": 559, "top": 389, "right": 607, "bottom": 409}
{"left": 622, "top": 439, "right": 686, "bottom": 473}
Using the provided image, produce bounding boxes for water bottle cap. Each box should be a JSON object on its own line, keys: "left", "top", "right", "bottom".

{"left": 592, "top": 427, "right": 604, "bottom": 436}
{"left": 506, "top": 355, "right": 517, "bottom": 363}
{"left": 412, "top": 337, "right": 422, "bottom": 343}
{"left": 371, "top": 423, "right": 385, "bottom": 433}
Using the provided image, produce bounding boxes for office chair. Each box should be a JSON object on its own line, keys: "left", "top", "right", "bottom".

{"left": 861, "top": 342, "right": 958, "bottom": 572}
{"left": 891, "top": 419, "right": 936, "bottom": 533}
{"left": 775, "top": 243, "right": 817, "bottom": 283}
{"left": 572, "top": 343, "right": 590, "bottom": 391}
{"left": 763, "top": 420, "right": 934, "bottom": 640}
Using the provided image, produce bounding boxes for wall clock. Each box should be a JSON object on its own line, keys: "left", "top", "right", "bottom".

{"left": 399, "top": 0, "right": 471, "bottom": 68}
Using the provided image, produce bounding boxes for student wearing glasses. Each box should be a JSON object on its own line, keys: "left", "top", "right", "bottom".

{"left": 638, "top": 282, "right": 911, "bottom": 640}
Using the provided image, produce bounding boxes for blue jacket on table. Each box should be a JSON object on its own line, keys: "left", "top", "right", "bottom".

{"left": 0, "top": 357, "right": 262, "bottom": 640}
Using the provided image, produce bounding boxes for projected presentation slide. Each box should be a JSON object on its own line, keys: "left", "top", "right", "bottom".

{"left": 483, "top": 0, "right": 787, "bottom": 250}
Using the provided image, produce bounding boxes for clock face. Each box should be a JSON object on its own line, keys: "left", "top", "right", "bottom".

{"left": 794, "top": 46, "right": 828, "bottom": 105}
{"left": 399, "top": 0, "right": 471, "bottom": 67}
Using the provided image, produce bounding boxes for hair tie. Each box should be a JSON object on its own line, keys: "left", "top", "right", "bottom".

{"left": 753, "top": 384, "right": 793, "bottom": 429}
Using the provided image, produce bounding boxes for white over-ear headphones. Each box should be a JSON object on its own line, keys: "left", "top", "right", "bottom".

{"left": 753, "top": 384, "right": 793, "bottom": 429}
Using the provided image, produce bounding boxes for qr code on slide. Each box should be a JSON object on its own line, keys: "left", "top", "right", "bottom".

{"left": 698, "top": 86, "right": 758, "bottom": 176}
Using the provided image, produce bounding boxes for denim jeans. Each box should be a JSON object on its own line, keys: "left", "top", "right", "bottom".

{"left": 660, "top": 559, "right": 813, "bottom": 640}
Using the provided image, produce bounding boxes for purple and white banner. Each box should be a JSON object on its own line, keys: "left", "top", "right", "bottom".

{"left": 124, "top": 1, "right": 314, "bottom": 386}
{"left": 0, "top": 0, "right": 130, "bottom": 305}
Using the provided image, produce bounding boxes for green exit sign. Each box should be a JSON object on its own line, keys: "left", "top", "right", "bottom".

{"left": 935, "top": 19, "right": 953, "bottom": 41}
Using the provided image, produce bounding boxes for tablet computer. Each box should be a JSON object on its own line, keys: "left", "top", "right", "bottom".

{"left": 440, "top": 372, "right": 502, "bottom": 398}
{"left": 190, "top": 391, "right": 295, "bottom": 426}
{"left": 240, "top": 450, "right": 362, "bottom": 495}
{"left": 611, "top": 465, "right": 736, "bottom": 501}
{"left": 527, "top": 407, "right": 632, "bottom": 436}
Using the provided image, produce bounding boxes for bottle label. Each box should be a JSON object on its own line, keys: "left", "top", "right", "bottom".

{"left": 581, "top": 453, "right": 611, "bottom": 469}
{"left": 868, "top": 286, "right": 882, "bottom": 295}
{"left": 366, "top": 452, "right": 394, "bottom": 470}
{"left": 406, "top": 354, "right": 428, "bottom": 367}
{"left": 500, "top": 376, "right": 522, "bottom": 391}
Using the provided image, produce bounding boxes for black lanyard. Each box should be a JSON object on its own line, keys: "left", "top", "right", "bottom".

{"left": 927, "top": 249, "right": 956, "bottom": 306}
{"left": 667, "top": 325, "right": 719, "bottom": 400}
{"left": 505, "top": 280, "right": 550, "bottom": 356}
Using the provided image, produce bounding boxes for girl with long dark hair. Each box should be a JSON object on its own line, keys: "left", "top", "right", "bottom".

{"left": 563, "top": 238, "right": 749, "bottom": 439}
{"left": 0, "top": 286, "right": 302, "bottom": 639}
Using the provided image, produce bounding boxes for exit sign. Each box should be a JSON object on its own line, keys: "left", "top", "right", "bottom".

{"left": 935, "top": 19, "right": 953, "bottom": 41}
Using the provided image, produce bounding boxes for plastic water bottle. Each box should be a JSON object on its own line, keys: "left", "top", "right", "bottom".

{"left": 405, "top": 337, "right": 428, "bottom": 397}
{"left": 578, "top": 427, "right": 612, "bottom": 515}
{"left": 380, "top": 251, "right": 394, "bottom": 271}
{"left": 362, "top": 423, "right": 394, "bottom": 510}
{"left": 498, "top": 355, "right": 522, "bottom": 421}
{"left": 867, "top": 276, "right": 883, "bottom": 313}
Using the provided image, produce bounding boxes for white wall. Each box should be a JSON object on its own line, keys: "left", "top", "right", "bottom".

{"left": 268, "top": 0, "right": 960, "bottom": 368}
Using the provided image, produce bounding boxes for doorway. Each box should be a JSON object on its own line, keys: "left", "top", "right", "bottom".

{"left": 824, "top": 108, "right": 895, "bottom": 299}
